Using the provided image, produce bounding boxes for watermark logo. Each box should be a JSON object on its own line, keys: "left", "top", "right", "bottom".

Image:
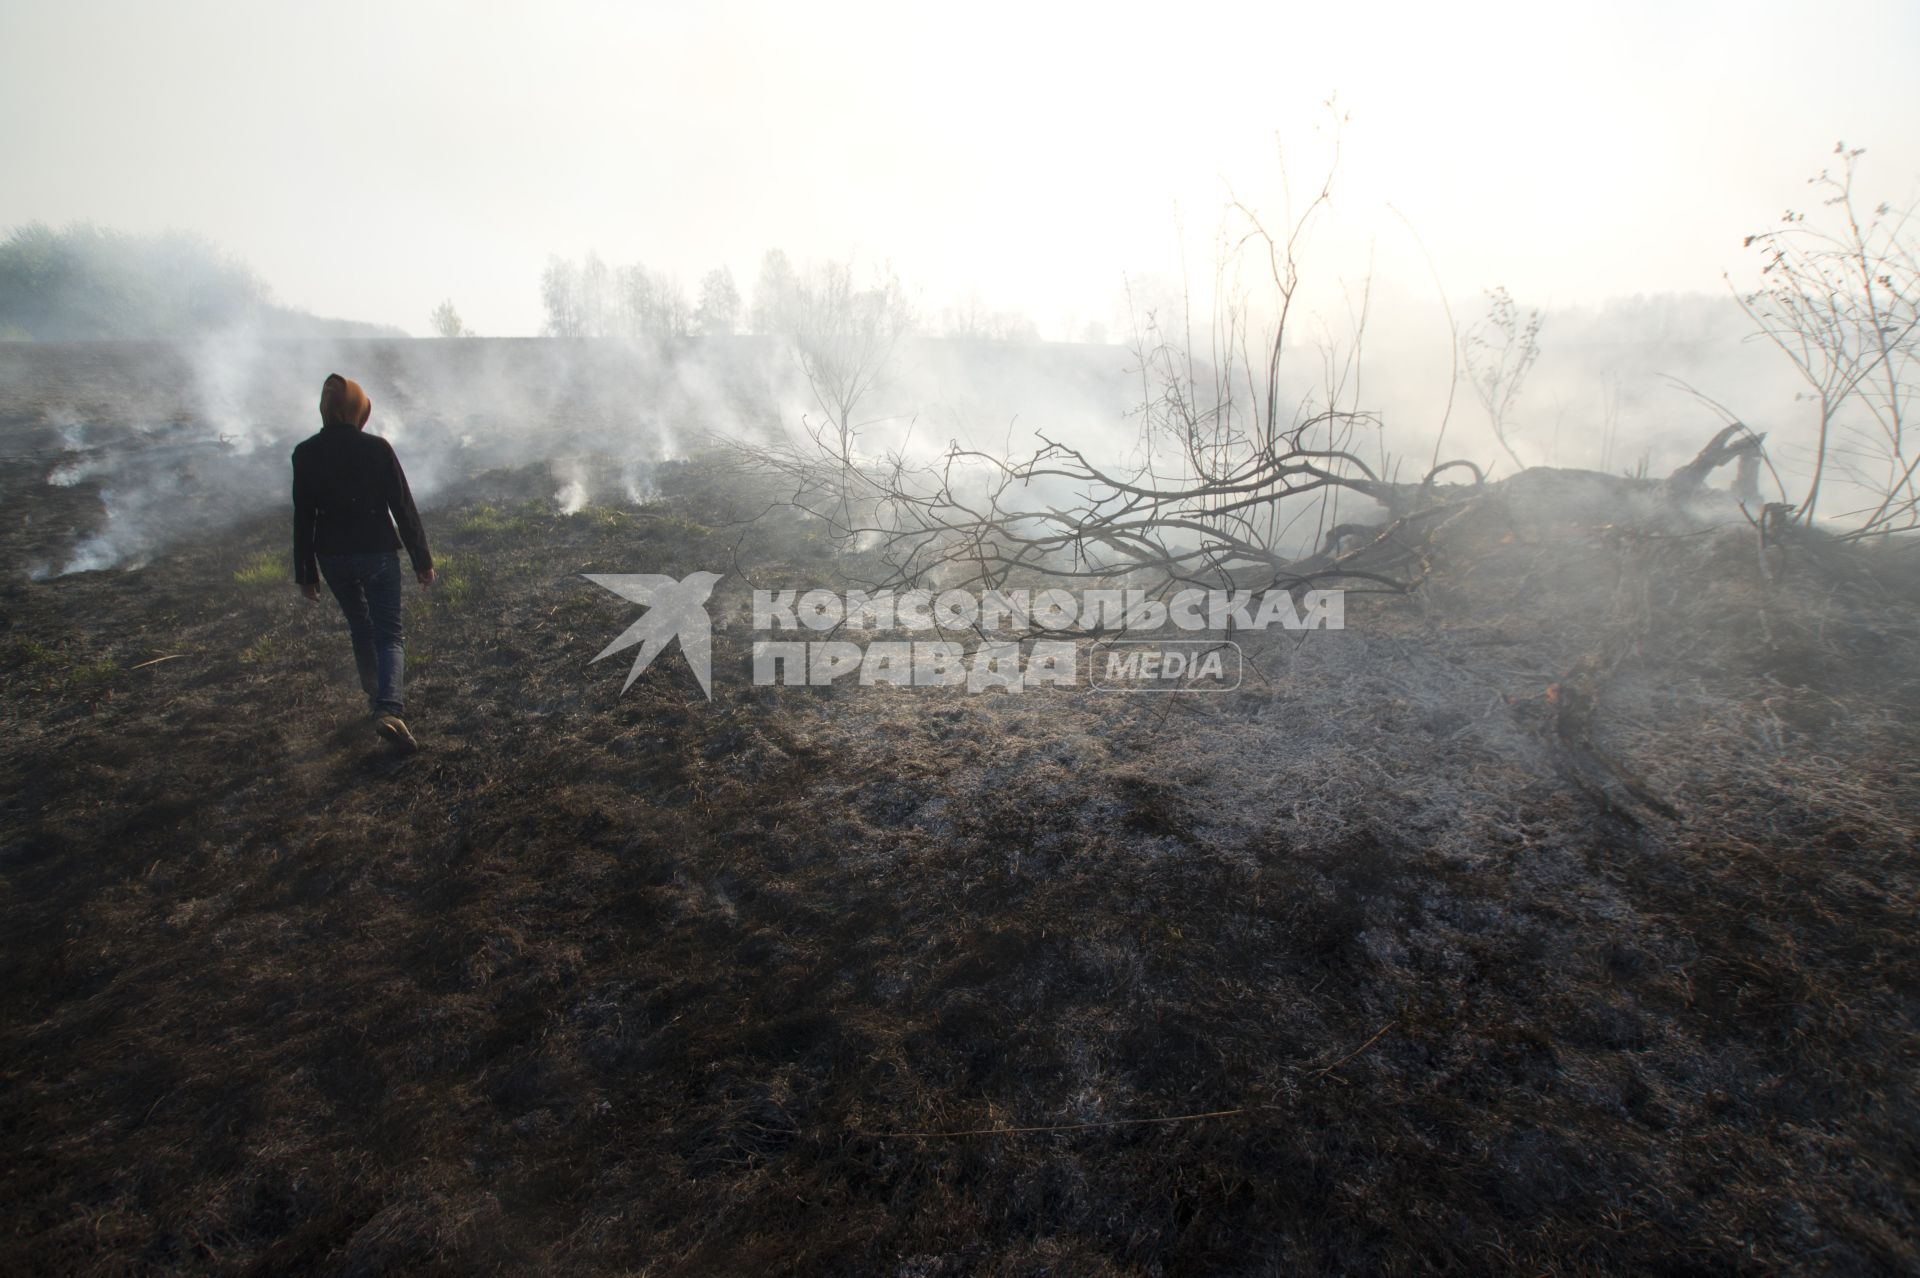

{"left": 589, "top": 577, "right": 1340, "bottom": 697}
{"left": 748, "top": 586, "right": 1337, "bottom": 694}
{"left": 1089, "top": 640, "right": 1243, "bottom": 692}
{"left": 585, "top": 571, "right": 721, "bottom": 698}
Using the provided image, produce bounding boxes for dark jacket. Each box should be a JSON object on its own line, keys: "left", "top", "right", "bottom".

{"left": 292, "top": 426, "right": 432, "bottom": 585}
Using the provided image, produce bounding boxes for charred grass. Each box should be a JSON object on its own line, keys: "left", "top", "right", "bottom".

{"left": 1, "top": 443, "right": 1918, "bottom": 1274}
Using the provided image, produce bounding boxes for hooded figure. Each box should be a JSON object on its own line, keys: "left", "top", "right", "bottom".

{"left": 318, "top": 372, "right": 373, "bottom": 431}
{"left": 292, "top": 373, "right": 434, "bottom": 753}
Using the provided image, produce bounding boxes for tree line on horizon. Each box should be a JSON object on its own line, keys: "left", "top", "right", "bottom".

{"left": 536, "top": 248, "right": 1072, "bottom": 345}
{"left": 536, "top": 249, "right": 902, "bottom": 342}
{"left": 0, "top": 223, "right": 401, "bottom": 341}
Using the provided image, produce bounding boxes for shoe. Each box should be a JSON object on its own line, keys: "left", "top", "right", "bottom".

{"left": 375, "top": 714, "right": 419, "bottom": 755}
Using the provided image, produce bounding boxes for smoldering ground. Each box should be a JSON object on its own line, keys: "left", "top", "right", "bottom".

{"left": 1, "top": 324, "right": 1918, "bottom": 1273}
{"left": 0, "top": 331, "right": 1147, "bottom": 582}
{"left": 0, "top": 260, "right": 1844, "bottom": 591}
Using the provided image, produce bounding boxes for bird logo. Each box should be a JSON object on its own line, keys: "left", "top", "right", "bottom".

{"left": 584, "top": 571, "right": 722, "bottom": 698}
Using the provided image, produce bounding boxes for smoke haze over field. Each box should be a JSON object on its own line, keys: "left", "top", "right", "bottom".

{"left": 0, "top": 336, "right": 1145, "bottom": 576}
{"left": 2, "top": 0, "right": 1916, "bottom": 338}
{"left": 2, "top": 0, "right": 1917, "bottom": 574}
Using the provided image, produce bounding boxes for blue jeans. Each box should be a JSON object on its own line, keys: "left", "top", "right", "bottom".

{"left": 317, "top": 551, "right": 405, "bottom": 717}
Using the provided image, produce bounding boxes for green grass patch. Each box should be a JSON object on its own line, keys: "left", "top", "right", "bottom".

{"left": 646, "top": 510, "right": 710, "bottom": 539}
{"left": 233, "top": 549, "right": 286, "bottom": 587}
{"left": 429, "top": 554, "right": 472, "bottom": 607}
{"left": 48, "top": 656, "right": 120, "bottom": 697}
{"left": 69, "top": 657, "right": 119, "bottom": 683}
{"left": 4, "top": 638, "right": 118, "bottom": 697}
{"left": 455, "top": 501, "right": 545, "bottom": 537}
{"left": 573, "top": 504, "right": 631, "bottom": 529}
{"left": 4, "top": 637, "right": 54, "bottom": 666}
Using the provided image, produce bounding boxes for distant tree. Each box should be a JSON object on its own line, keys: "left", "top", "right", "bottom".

{"left": 789, "top": 259, "right": 914, "bottom": 464}
{"left": 615, "top": 263, "right": 690, "bottom": 338}
{"left": 1733, "top": 143, "right": 1920, "bottom": 531}
{"left": 544, "top": 252, "right": 689, "bottom": 338}
{"left": 694, "top": 266, "right": 742, "bottom": 336}
{"left": 580, "top": 251, "right": 612, "bottom": 338}
{"left": 652, "top": 271, "right": 691, "bottom": 338}
{"left": 751, "top": 248, "right": 798, "bottom": 335}
{"left": 727, "top": 126, "right": 1489, "bottom": 605}
{"left": 615, "top": 264, "right": 654, "bottom": 337}
{"left": 1115, "top": 272, "right": 1187, "bottom": 352}
{"left": 941, "top": 292, "right": 989, "bottom": 339}
{"left": 541, "top": 256, "right": 583, "bottom": 337}
{"left": 760, "top": 258, "right": 914, "bottom": 532}
{"left": 939, "top": 292, "right": 1039, "bottom": 342}
{"left": 428, "top": 298, "right": 470, "bottom": 337}
{"left": 1463, "top": 286, "right": 1542, "bottom": 472}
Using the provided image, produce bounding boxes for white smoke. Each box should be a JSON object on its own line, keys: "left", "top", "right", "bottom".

{"left": 7, "top": 293, "right": 1809, "bottom": 584}
{"left": 7, "top": 333, "right": 803, "bottom": 576}
{"left": 553, "top": 457, "right": 591, "bottom": 514}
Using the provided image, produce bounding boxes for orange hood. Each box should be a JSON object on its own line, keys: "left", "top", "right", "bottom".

{"left": 319, "top": 373, "right": 372, "bottom": 430}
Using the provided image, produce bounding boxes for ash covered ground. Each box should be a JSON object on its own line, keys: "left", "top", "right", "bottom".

{"left": 1, "top": 343, "right": 1917, "bottom": 1275}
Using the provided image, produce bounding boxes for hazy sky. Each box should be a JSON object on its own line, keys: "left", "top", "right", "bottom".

{"left": 3, "top": 0, "right": 1916, "bottom": 337}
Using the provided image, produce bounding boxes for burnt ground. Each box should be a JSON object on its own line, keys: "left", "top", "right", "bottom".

{"left": 2, "top": 418, "right": 1919, "bottom": 1273}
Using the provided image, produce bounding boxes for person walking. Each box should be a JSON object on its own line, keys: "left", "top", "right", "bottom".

{"left": 293, "top": 373, "right": 435, "bottom": 753}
